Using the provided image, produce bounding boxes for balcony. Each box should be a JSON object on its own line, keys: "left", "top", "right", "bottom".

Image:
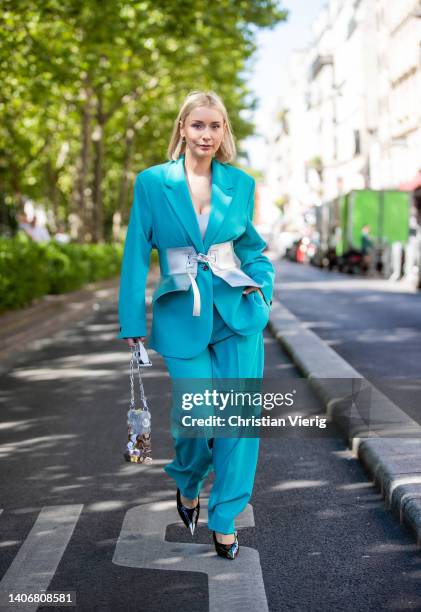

{"left": 310, "top": 54, "right": 333, "bottom": 80}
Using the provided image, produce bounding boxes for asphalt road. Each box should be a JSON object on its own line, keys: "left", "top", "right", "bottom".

{"left": 0, "top": 290, "right": 420, "bottom": 611}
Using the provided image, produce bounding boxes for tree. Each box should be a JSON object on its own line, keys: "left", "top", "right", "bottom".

{"left": 0, "top": 0, "right": 288, "bottom": 242}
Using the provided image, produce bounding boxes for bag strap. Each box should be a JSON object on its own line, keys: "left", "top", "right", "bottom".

{"left": 129, "top": 343, "right": 149, "bottom": 412}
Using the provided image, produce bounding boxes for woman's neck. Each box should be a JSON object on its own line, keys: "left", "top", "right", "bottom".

{"left": 183, "top": 150, "right": 212, "bottom": 177}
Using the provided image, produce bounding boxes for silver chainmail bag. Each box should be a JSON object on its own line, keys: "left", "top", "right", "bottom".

{"left": 124, "top": 341, "right": 153, "bottom": 464}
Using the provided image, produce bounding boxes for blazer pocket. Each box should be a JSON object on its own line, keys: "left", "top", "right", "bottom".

{"left": 250, "top": 290, "right": 267, "bottom": 306}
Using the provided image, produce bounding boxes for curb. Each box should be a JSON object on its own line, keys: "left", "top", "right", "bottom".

{"left": 268, "top": 297, "right": 421, "bottom": 547}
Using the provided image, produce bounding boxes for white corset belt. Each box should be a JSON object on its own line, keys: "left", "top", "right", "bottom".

{"left": 157, "top": 240, "right": 263, "bottom": 316}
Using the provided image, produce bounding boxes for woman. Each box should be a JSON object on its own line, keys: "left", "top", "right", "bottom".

{"left": 117, "top": 90, "right": 275, "bottom": 560}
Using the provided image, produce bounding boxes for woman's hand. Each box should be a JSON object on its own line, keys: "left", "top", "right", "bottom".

{"left": 242, "top": 287, "right": 264, "bottom": 299}
{"left": 126, "top": 337, "right": 146, "bottom": 347}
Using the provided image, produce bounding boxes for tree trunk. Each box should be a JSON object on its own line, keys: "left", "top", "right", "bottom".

{"left": 91, "top": 88, "right": 105, "bottom": 243}
{"left": 118, "top": 125, "right": 135, "bottom": 225}
{"left": 71, "top": 76, "right": 93, "bottom": 242}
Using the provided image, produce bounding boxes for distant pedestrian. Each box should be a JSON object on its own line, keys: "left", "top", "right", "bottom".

{"left": 29, "top": 214, "right": 51, "bottom": 243}
{"left": 361, "top": 224, "right": 373, "bottom": 255}
{"left": 361, "top": 224, "right": 374, "bottom": 272}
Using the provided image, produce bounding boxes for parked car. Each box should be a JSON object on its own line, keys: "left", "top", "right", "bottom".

{"left": 286, "top": 235, "right": 318, "bottom": 264}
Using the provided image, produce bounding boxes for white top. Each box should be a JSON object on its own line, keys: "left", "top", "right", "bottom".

{"left": 196, "top": 211, "right": 210, "bottom": 239}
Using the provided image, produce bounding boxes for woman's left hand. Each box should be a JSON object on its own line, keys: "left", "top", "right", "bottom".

{"left": 242, "top": 287, "right": 264, "bottom": 298}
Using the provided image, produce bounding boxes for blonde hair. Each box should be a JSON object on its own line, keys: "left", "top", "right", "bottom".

{"left": 167, "top": 90, "right": 236, "bottom": 163}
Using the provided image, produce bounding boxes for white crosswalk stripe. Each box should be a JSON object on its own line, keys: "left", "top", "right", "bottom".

{"left": 0, "top": 505, "right": 83, "bottom": 612}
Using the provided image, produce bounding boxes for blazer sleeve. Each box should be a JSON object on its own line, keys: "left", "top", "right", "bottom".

{"left": 117, "top": 173, "right": 153, "bottom": 339}
{"left": 233, "top": 177, "right": 275, "bottom": 307}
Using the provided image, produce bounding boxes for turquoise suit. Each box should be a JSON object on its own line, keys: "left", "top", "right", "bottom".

{"left": 117, "top": 153, "right": 275, "bottom": 534}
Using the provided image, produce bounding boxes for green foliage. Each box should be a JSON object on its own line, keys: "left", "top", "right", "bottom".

{"left": 0, "top": 233, "right": 125, "bottom": 312}
{"left": 0, "top": 1, "right": 287, "bottom": 240}
{"left": 0, "top": 233, "right": 50, "bottom": 310}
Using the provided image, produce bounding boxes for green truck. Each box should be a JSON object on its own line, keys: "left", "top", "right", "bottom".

{"left": 314, "top": 189, "right": 410, "bottom": 273}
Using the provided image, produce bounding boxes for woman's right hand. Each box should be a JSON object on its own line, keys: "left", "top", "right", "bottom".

{"left": 126, "top": 337, "right": 146, "bottom": 347}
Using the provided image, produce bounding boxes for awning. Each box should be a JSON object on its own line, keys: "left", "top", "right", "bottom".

{"left": 400, "top": 172, "right": 421, "bottom": 191}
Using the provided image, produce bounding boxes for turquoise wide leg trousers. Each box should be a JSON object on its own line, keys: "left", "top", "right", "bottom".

{"left": 163, "top": 303, "right": 264, "bottom": 534}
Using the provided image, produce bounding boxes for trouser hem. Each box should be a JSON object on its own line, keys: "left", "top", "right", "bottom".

{"left": 207, "top": 519, "right": 235, "bottom": 534}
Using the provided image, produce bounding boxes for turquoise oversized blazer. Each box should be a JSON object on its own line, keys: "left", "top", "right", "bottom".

{"left": 117, "top": 153, "right": 275, "bottom": 359}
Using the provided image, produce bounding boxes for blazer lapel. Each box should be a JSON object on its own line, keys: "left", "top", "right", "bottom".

{"left": 203, "top": 155, "right": 234, "bottom": 252}
{"left": 163, "top": 153, "right": 234, "bottom": 254}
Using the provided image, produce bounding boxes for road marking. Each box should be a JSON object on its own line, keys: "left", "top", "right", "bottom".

{"left": 0, "top": 505, "right": 83, "bottom": 611}
{"left": 113, "top": 500, "right": 268, "bottom": 612}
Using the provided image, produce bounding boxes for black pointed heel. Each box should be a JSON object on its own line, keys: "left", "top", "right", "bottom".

{"left": 176, "top": 487, "right": 200, "bottom": 536}
{"left": 212, "top": 530, "right": 239, "bottom": 560}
